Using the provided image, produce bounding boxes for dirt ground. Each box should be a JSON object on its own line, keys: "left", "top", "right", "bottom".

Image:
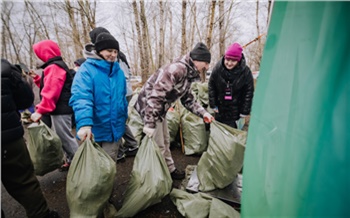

{"left": 1, "top": 125, "right": 202, "bottom": 218}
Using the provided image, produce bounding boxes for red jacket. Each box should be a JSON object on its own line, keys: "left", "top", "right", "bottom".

{"left": 33, "top": 40, "right": 66, "bottom": 114}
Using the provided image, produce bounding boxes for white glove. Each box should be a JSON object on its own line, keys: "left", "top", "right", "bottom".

{"left": 30, "top": 112, "right": 42, "bottom": 122}
{"left": 77, "top": 126, "right": 92, "bottom": 141}
{"left": 203, "top": 112, "right": 214, "bottom": 123}
{"left": 143, "top": 126, "right": 155, "bottom": 138}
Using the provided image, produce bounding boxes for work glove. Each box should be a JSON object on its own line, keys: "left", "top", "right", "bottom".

{"left": 143, "top": 126, "right": 155, "bottom": 138}
{"left": 203, "top": 112, "right": 214, "bottom": 123}
{"left": 77, "top": 126, "right": 92, "bottom": 141}
{"left": 213, "top": 106, "right": 219, "bottom": 113}
{"left": 30, "top": 112, "right": 42, "bottom": 122}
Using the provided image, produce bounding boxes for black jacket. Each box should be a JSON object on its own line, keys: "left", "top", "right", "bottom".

{"left": 208, "top": 54, "right": 254, "bottom": 121}
{"left": 40, "top": 57, "right": 73, "bottom": 115}
{"left": 1, "top": 59, "right": 34, "bottom": 144}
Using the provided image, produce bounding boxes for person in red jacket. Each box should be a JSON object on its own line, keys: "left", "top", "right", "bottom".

{"left": 29, "top": 40, "right": 79, "bottom": 171}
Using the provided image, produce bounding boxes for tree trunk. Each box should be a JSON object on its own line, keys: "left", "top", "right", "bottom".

{"left": 158, "top": 0, "right": 165, "bottom": 68}
{"left": 139, "top": 1, "right": 151, "bottom": 79}
{"left": 65, "top": 0, "right": 82, "bottom": 59}
{"left": 181, "top": 0, "right": 187, "bottom": 54}
{"left": 132, "top": 1, "right": 146, "bottom": 82}
{"left": 206, "top": 0, "right": 216, "bottom": 49}
{"left": 219, "top": 0, "right": 225, "bottom": 55}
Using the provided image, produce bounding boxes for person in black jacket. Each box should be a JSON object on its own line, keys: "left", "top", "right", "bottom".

{"left": 1, "top": 58, "right": 60, "bottom": 218}
{"left": 208, "top": 43, "right": 254, "bottom": 129}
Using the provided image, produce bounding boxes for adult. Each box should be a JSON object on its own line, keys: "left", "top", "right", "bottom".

{"left": 70, "top": 32, "right": 128, "bottom": 161}
{"left": 134, "top": 42, "right": 215, "bottom": 180}
{"left": 208, "top": 42, "right": 254, "bottom": 128}
{"left": 29, "top": 40, "right": 79, "bottom": 171}
{"left": 1, "top": 58, "right": 60, "bottom": 218}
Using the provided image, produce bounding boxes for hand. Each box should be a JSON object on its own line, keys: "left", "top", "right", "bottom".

{"left": 30, "top": 112, "right": 42, "bottom": 122}
{"left": 213, "top": 107, "right": 218, "bottom": 113}
{"left": 77, "top": 126, "right": 92, "bottom": 141}
{"left": 203, "top": 112, "right": 214, "bottom": 123}
{"left": 143, "top": 126, "right": 155, "bottom": 138}
{"left": 28, "top": 70, "right": 37, "bottom": 78}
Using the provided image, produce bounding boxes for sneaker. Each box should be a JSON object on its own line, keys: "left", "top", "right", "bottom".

{"left": 59, "top": 163, "right": 70, "bottom": 172}
{"left": 116, "top": 152, "right": 126, "bottom": 163}
{"left": 125, "top": 146, "right": 139, "bottom": 156}
{"left": 46, "top": 210, "right": 61, "bottom": 218}
{"left": 171, "top": 169, "right": 185, "bottom": 180}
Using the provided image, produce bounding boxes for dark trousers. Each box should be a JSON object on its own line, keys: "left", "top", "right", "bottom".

{"left": 1, "top": 138, "right": 49, "bottom": 218}
{"left": 215, "top": 114, "right": 238, "bottom": 129}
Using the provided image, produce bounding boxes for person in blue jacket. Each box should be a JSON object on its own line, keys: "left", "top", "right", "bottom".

{"left": 69, "top": 32, "right": 127, "bottom": 161}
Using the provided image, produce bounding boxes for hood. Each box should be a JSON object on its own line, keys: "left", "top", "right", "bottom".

{"left": 175, "top": 54, "right": 200, "bottom": 82}
{"left": 33, "top": 40, "right": 61, "bottom": 62}
{"left": 83, "top": 43, "right": 103, "bottom": 60}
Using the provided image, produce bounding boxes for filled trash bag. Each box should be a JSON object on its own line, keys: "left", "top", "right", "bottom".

{"left": 116, "top": 136, "right": 172, "bottom": 217}
{"left": 127, "top": 93, "right": 144, "bottom": 146}
{"left": 242, "top": 2, "right": 350, "bottom": 217}
{"left": 166, "top": 107, "right": 180, "bottom": 143}
{"left": 197, "top": 121, "right": 246, "bottom": 191}
{"left": 170, "top": 188, "right": 240, "bottom": 218}
{"left": 181, "top": 110, "right": 209, "bottom": 155}
{"left": 66, "top": 138, "right": 116, "bottom": 218}
{"left": 27, "top": 121, "right": 63, "bottom": 176}
{"left": 191, "top": 82, "right": 209, "bottom": 107}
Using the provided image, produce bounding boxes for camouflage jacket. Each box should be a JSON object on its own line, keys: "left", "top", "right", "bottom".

{"left": 135, "top": 54, "right": 206, "bottom": 128}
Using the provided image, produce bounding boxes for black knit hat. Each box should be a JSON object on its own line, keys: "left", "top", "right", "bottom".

{"left": 89, "top": 27, "right": 110, "bottom": 44}
{"left": 74, "top": 58, "right": 86, "bottom": 66}
{"left": 94, "top": 32, "right": 119, "bottom": 53}
{"left": 190, "top": 42, "right": 211, "bottom": 63}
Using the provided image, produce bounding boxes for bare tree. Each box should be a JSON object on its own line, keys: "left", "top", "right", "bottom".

{"left": 206, "top": 0, "right": 216, "bottom": 49}
{"left": 139, "top": 1, "right": 151, "bottom": 79}
{"left": 218, "top": 0, "right": 225, "bottom": 55}
{"left": 181, "top": 0, "right": 187, "bottom": 54}
{"left": 158, "top": 0, "right": 165, "bottom": 68}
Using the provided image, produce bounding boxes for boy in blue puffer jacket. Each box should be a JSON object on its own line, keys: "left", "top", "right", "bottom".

{"left": 69, "top": 32, "right": 127, "bottom": 161}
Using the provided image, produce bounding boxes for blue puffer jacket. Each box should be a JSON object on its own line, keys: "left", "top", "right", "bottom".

{"left": 69, "top": 58, "right": 127, "bottom": 142}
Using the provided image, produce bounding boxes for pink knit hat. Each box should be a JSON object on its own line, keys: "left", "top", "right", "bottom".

{"left": 225, "top": 43, "right": 243, "bottom": 61}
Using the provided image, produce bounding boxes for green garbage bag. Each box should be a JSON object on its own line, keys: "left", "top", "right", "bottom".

{"left": 197, "top": 121, "right": 246, "bottom": 191}
{"left": 170, "top": 188, "right": 240, "bottom": 218}
{"left": 127, "top": 93, "right": 144, "bottom": 146}
{"left": 66, "top": 139, "right": 116, "bottom": 218}
{"left": 241, "top": 2, "right": 350, "bottom": 217}
{"left": 116, "top": 136, "right": 172, "bottom": 217}
{"left": 166, "top": 108, "right": 180, "bottom": 143}
{"left": 27, "top": 121, "right": 63, "bottom": 176}
{"left": 191, "top": 82, "right": 209, "bottom": 107}
{"left": 181, "top": 110, "right": 209, "bottom": 155}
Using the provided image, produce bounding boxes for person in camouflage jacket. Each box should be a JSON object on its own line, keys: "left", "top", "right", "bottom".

{"left": 134, "top": 42, "right": 214, "bottom": 180}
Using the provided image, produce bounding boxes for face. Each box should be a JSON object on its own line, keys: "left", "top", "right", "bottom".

{"left": 99, "top": 49, "right": 118, "bottom": 62}
{"left": 224, "top": 58, "right": 239, "bottom": 70}
{"left": 193, "top": 60, "right": 210, "bottom": 74}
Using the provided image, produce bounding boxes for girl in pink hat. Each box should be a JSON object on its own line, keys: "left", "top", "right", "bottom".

{"left": 208, "top": 43, "right": 254, "bottom": 129}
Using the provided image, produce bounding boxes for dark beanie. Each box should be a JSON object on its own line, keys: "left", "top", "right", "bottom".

{"left": 74, "top": 58, "right": 86, "bottom": 66}
{"left": 89, "top": 27, "right": 110, "bottom": 44}
{"left": 94, "top": 32, "right": 119, "bottom": 53}
{"left": 190, "top": 42, "right": 211, "bottom": 63}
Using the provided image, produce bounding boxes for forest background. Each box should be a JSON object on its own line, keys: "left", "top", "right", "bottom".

{"left": 1, "top": 0, "right": 272, "bottom": 83}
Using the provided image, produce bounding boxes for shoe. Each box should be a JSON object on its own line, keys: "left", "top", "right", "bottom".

{"left": 116, "top": 152, "right": 126, "bottom": 163}
{"left": 46, "top": 210, "right": 61, "bottom": 218}
{"left": 125, "top": 146, "right": 138, "bottom": 156}
{"left": 59, "top": 163, "right": 70, "bottom": 172}
{"left": 171, "top": 169, "right": 185, "bottom": 180}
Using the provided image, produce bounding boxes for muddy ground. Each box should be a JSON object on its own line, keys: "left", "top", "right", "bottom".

{"left": 1, "top": 125, "right": 202, "bottom": 218}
